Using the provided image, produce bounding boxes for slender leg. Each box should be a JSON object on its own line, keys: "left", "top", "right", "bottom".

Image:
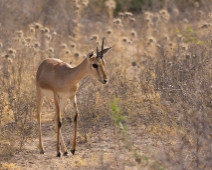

{"left": 36, "top": 86, "right": 45, "bottom": 154}
{"left": 54, "top": 93, "right": 62, "bottom": 157}
{"left": 71, "top": 95, "right": 79, "bottom": 155}
{"left": 59, "top": 99, "right": 68, "bottom": 156}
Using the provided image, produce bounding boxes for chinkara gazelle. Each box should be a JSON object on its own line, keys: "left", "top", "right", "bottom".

{"left": 36, "top": 38, "right": 112, "bottom": 157}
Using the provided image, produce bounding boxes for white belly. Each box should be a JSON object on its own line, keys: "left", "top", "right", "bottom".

{"left": 41, "top": 89, "right": 74, "bottom": 100}
{"left": 41, "top": 89, "right": 54, "bottom": 99}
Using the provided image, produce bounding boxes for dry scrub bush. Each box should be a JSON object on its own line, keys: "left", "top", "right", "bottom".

{"left": 0, "top": 31, "right": 38, "bottom": 157}
{"left": 154, "top": 23, "right": 212, "bottom": 169}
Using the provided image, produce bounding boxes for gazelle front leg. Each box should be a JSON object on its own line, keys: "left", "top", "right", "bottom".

{"left": 59, "top": 99, "right": 68, "bottom": 156}
{"left": 71, "top": 95, "right": 79, "bottom": 155}
{"left": 54, "top": 93, "right": 62, "bottom": 157}
{"left": 36, "top": 87, "right": 45, "bottom": 154}
{"left": 52, "top": 98, "right": 68, "bottom": 156}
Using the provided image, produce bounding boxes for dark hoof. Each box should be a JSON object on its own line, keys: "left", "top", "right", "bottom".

{"left": 56, "top": 152, "right": 61, "bottom": 157}
{"left": 71, "top": 150, "right": 75, "bottom": 155}
{"left": 40, "top": 150, "right": 45, "bottom": 154}
{"left": 63, "top": 151, "right": 68, "bottom": 156}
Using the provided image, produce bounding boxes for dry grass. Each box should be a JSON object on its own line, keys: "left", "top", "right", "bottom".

{"left": 1, "top": 0, "right": 212, "bottom": 169}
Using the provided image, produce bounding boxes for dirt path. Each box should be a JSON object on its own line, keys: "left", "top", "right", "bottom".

{"left": 1, "top": 109, "right": 161, "bottom": 170}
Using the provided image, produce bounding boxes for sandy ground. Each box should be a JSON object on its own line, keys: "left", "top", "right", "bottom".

{"left": 1, "top": 109, "right": 163, "bottom": 170}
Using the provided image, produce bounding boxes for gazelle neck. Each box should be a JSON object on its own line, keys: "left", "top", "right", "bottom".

{"left": 70, "top": 58, "right": 89, "bottom": 85}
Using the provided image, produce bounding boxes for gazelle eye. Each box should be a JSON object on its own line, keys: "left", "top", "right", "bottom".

{"left": 92, "top": 64, "right": 98, "bottom": 68}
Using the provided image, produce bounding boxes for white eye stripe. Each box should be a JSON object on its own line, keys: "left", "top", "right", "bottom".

{"left": 102, "top": 59, "right": 106, "bottom": 65}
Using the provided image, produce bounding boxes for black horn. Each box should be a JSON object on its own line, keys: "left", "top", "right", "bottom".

{"left": 101, "top": 37, "right": 105, "bottom": 58}
{"left": 96, "top": 37, "right": 112, "bottom": 59}
{"left": 96, "top": 47, "right": 99, "bottom": 59}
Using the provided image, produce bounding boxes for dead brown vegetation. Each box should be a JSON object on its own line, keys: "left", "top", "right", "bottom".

{"left": 1, "top": 0, "right": 212, "bottom": 169}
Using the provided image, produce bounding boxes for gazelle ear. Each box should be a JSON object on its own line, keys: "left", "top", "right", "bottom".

{"left": 98, "top": 46, "right": 113, "bottom": 57}
{"left": 87, "top": 51, "right": 94, "bottom": 58}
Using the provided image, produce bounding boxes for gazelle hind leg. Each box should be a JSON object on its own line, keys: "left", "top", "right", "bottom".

{"left": 36, "top": 87, "right": 45, "bottom": 154}
{"left": 71, "top": 95, "right": 79, "bottom": 155}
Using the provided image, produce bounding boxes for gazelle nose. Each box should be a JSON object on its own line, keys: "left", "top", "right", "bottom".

{"left": 103, "top": 79, "right": 108, "bottom": 84}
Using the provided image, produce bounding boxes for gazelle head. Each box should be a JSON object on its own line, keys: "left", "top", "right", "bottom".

{"left": 86, "top": 38, "right": 112, "bottom": 84}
